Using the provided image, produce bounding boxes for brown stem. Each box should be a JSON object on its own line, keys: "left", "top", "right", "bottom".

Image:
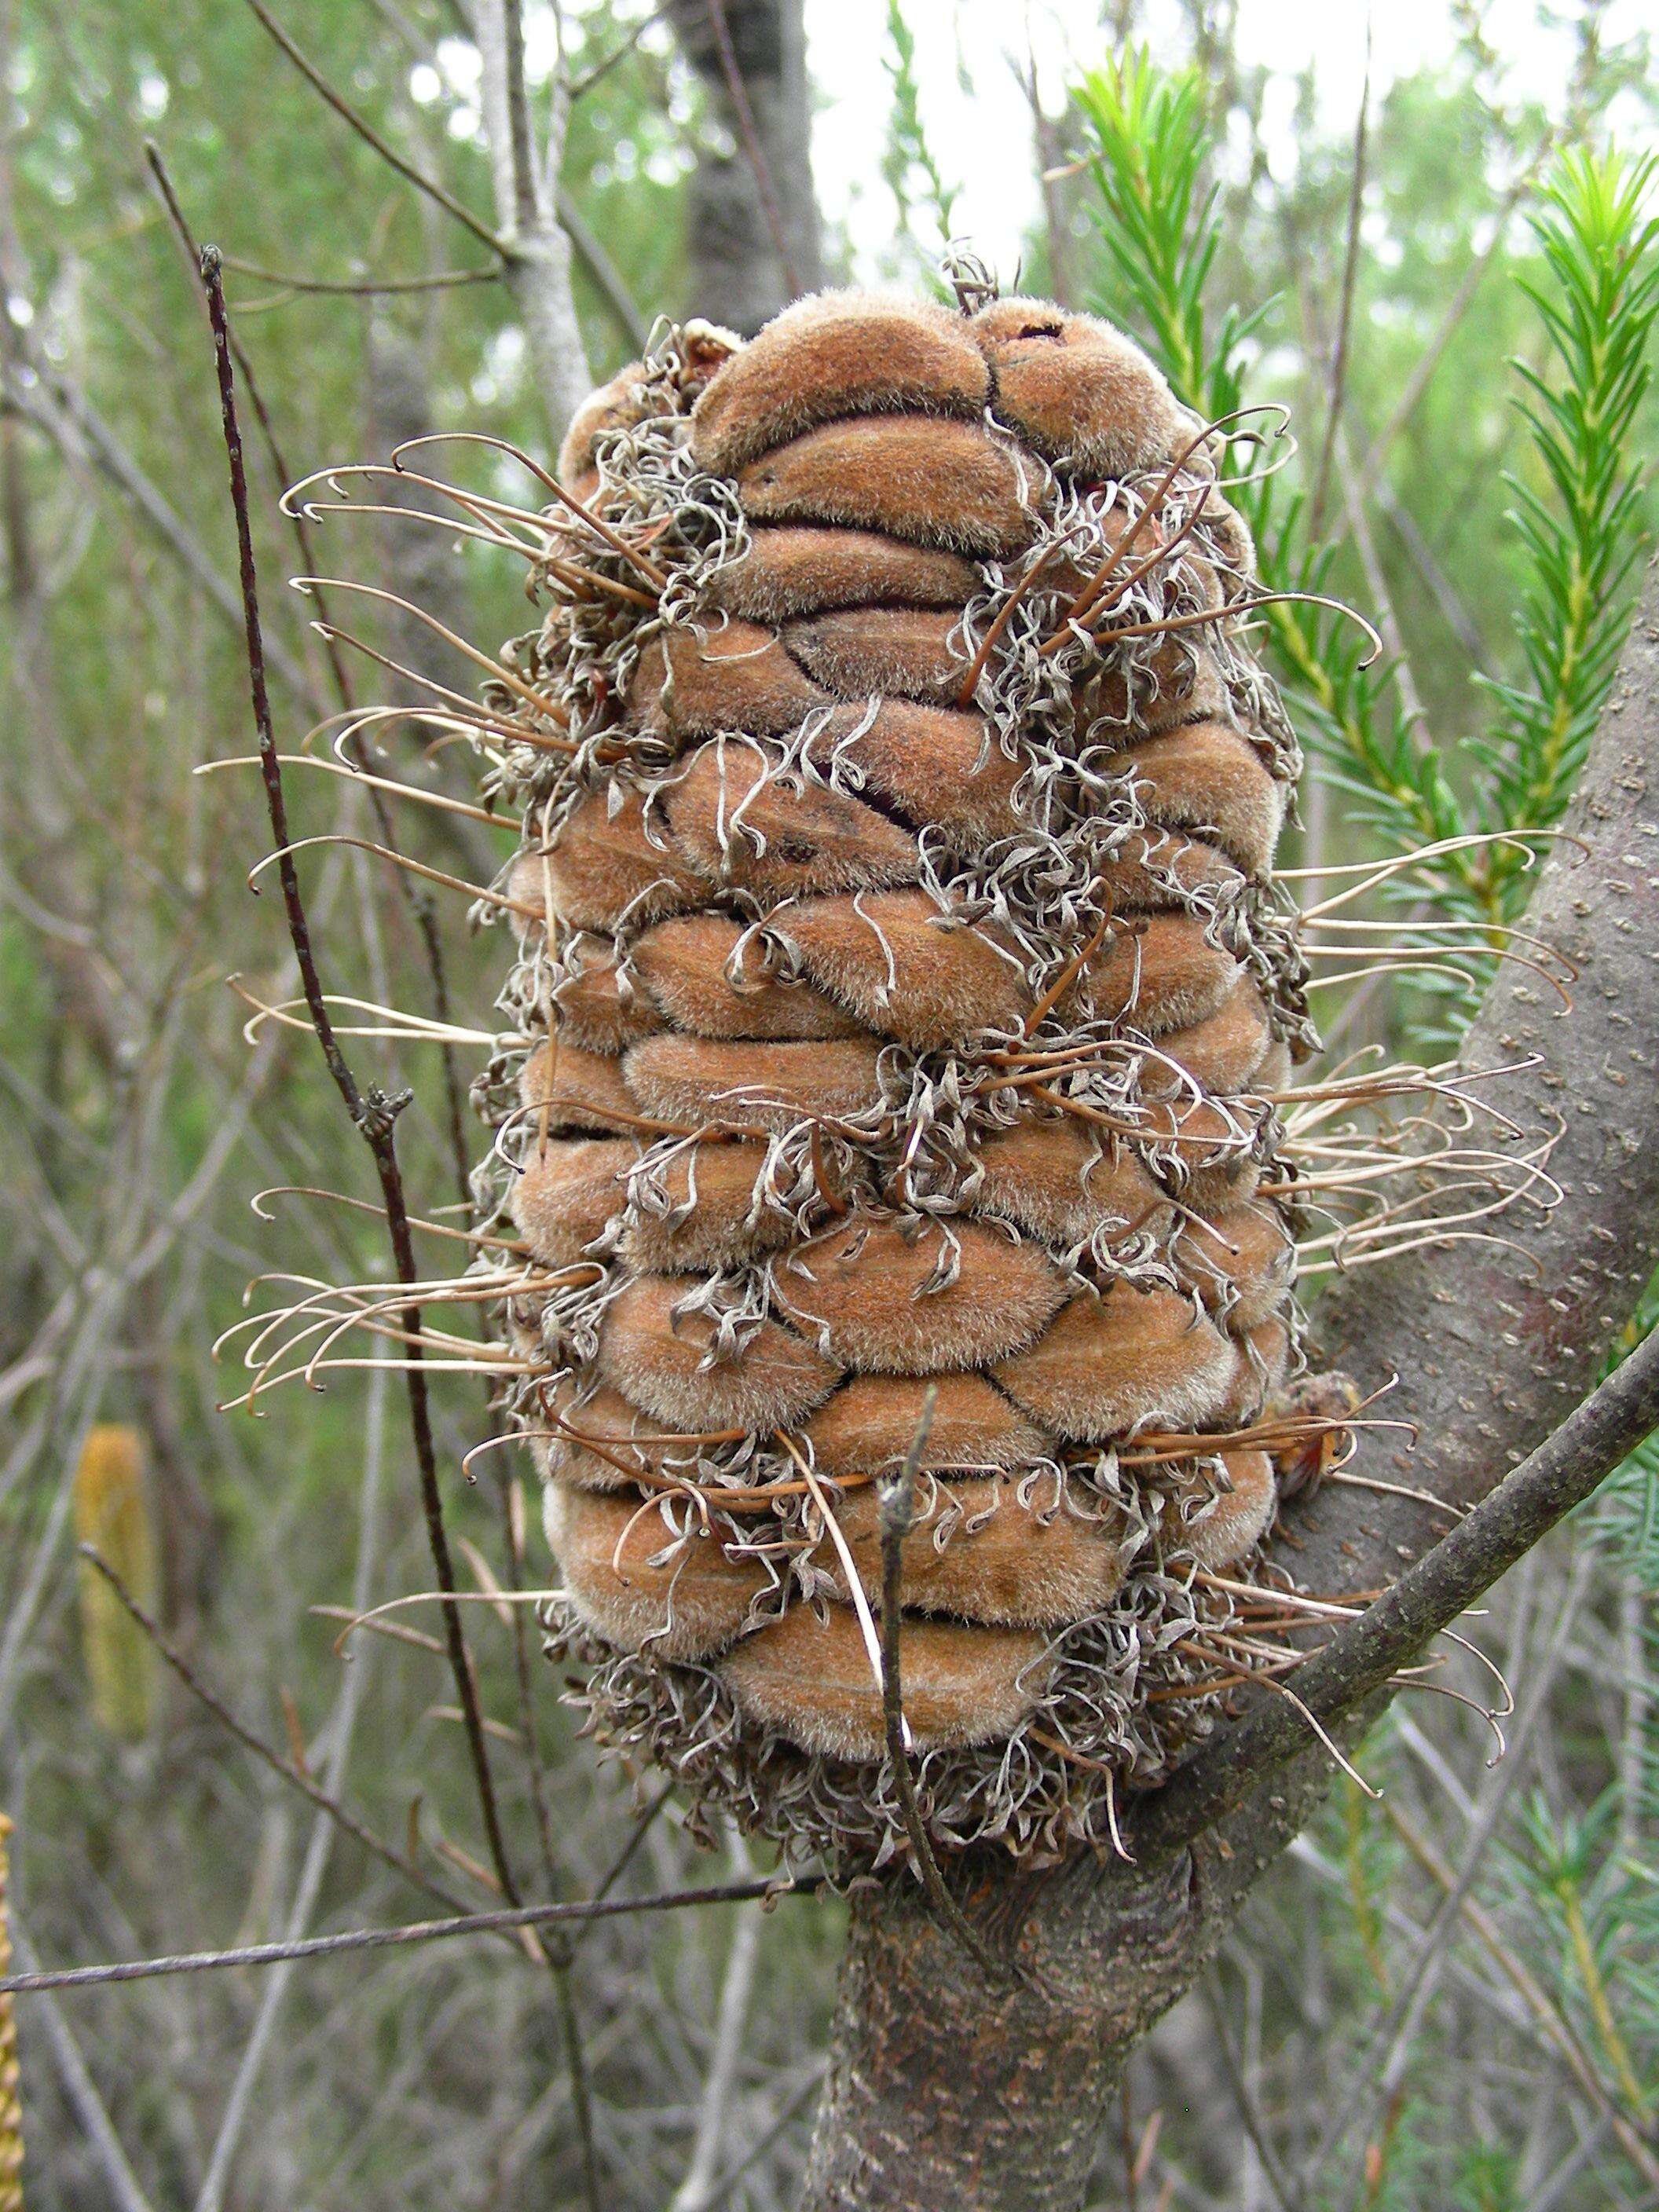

{"left": 0, "top": 1877, "right": 824, "bottom": 1999}
{"left": 237, "top": 0, "right": 508, "bottom": 255}
{"left": 79, "top": 1548, "right": 467, "bottom": 1914}
{"left": 201, "top": 247, "right": 522, "bottom": 1917}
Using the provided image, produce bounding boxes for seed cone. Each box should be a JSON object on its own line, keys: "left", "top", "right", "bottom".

{"left": 0, "top": 1814, "right": 21, "bottom": 2212}
{"left": 479, "top": 287, "right": 1320, "bottom": 1868}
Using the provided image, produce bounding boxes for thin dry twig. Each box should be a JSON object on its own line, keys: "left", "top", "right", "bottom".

{"left": 200, "top": 244, "right": 523, "bottom": 1918}
{"left": 0, "top": 1878, "right": 826, "bottom": 1999}
{"left": 80, "top": 1546, "right": 468, "bottom": 1914}
{"left": 237, "top": 0, "right": 507, "bottom": 255}
{"left": 1308, "top": 27, "right": 1370, "bottom": 538}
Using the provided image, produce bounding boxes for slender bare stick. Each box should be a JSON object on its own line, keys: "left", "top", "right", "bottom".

{"left": 701, "top": 0, "right": 797, "bottom": 295}
{"left": 199, "top": 244, "right": 522, "bottom": 1916}
{"left": 80, "top": 1547, "right": 467, "bottom": 1914}
{"left": 223, "top": 255, "right": 498, "bottom": 296}
{"left": 0, "top": 1879, "right": 826, "bottom": 1999}
{"left": 238, "top": 0, "right": 508, "bottom": 255}
{"left": 1308, "top": 28, "right": 1371, "bottom": 540}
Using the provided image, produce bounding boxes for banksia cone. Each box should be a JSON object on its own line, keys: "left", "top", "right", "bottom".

{"left": 0, "top": 1815, "right": 21, "bottom": 2212}
{"left": 478, "top": 284, "right": 1324, "bottom": 1866}
{"left": 72, "top": 1424, "right": 156, "bottom": 1742}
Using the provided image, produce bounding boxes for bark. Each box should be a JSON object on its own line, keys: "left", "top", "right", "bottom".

{"left": 666, "top": 0, "right": 822, "bottom": 333}
{"left": 463, "top": 0, "right": 592, "bottom": 442}
{"left": 799, "top": 568, "right": 1659, "bottom": 2211}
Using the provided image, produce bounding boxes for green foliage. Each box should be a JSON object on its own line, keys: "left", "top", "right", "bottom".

{"left": 1075, "top": 52, "right": 1470, "bottom": 917}
{"left": 1451, "top": 2141, "right": 1522, "bottom": 2212}
{"left": 1504, "top": 1785, "right": 1657, "bottom": 2124}
{"left": 1478, "top": 149, "right": 1659, "bottom": 913}
{"left": 1072, "top": 53, "right": 1657, "bottom": 998}
{"left": 881, "top": 1, "right": 958, "bottom": 259}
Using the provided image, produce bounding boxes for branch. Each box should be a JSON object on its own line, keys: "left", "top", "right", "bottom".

{"left": 555, "top": 187, "right": 650, "bottom": 350}
{"left": 199, "top": 245, "right": 522, "bottom": 1915}
{"left": 699, "top": 0, "right": 797, "bottom": 295}
{"left": 462, "top": 0, "right": 593, "bottom": 434}
{"left": 0, "top": 1878, "right": 824, "bottom": 1999}
{"left": 238, "top": 0, "right": 508, "bottom": 255}
{"left": 1131, "top": 1323, "right": 1659, "bottom": 1859}
{"left": 1307, "top": 30, "right": 1370, "bottom": 537}
{"left": 79, "top": 1547, "right": 467, "bottom": 1917}
{"left": 664, "top": 0, "right": 821, "bottom": 332}
{"left": 1, "top": 361, "right": 320, "bottom": 709}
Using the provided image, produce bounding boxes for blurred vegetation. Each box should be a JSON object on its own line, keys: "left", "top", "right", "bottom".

{"left": 2, "top": 2, "right": 1656, "bottom": 2206}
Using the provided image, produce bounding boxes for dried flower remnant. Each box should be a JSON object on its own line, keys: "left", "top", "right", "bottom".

{"left": 0, "top": 1814, "right": 20, "bottom": 2212}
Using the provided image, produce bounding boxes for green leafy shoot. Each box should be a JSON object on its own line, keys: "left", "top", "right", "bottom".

{"left": 1474, "top": 149, "right": 1659, "bottom": 916}
{"left": 881, "top": 2, "right": 958, "bottom": 260}
{"left": 1073, "top": 53, "right": 1471, "bottom": 907}
{"left": 1071, "top": 53, "right": 1657, "bottom": 1051}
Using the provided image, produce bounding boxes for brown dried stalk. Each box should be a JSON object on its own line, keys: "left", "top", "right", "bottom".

{"left": 200, "top": 245, "right": 522, "bottom": 1915}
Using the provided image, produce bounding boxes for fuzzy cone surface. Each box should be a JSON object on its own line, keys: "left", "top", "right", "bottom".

{"left": 473, "top": 285, "right": 1322, "bottom": 1870}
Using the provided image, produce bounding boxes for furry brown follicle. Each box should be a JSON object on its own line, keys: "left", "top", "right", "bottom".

{"left": 493, "top": 285, "right": 1319, "bottom": 1867}
{"left": 596, "top": 1276, "right": 841, "bottom": 1430}
{"left": 621, "top": 1034, "right": 885, "bottom": 1131}
{"left": 662, "top": 740, "right": 921, "bottom": 899}
{"left": 800, "top": 1373, "right": 1052, "bottom": 1481}
{"left": 689, "top": 291, "right": 991, "bottom": 475}
{"left": 718, "top": 1606, "right": 1051, "bottom": 1763}
{"left": 778, "top": 892, "right": 1028, "bottom": 1048}
{"left": 512, "top": 791, "right": 704, "bottom": 935}
{"left": 827, "top": 1478, "right": 1130, "bottom": 1625}
{"left": 784, "top": 608, "right": 967, "bottom": 705}
{"left": 737, "top": 417, "right": 1037, "bottom": 556}
{"left": 548, "top": 1485, "right": 768, "bottom": 1662}
{"left": 705, "top": 526, "right": 980, "bottom": 622}
{"left": 772, "top": 1216, "right": 1067, "bottom": 1373}
{"left": 969, "top": 297, "right": 1198, "bottom": 475}
{"left": 630, "top": 914, "right": 862, "bottom": 1041}
{"left": 799, "top": 702, "right": 1026, "bottom": 848}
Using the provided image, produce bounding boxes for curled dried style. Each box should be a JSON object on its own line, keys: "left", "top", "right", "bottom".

{"left": 263, "top": 287, "right": 1551, "bottom": 1873}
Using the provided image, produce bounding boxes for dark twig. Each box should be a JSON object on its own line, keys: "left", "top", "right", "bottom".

{"left": 80, "top": 1547, "right": 468, "bottom": 1915}
{"left": 238, "top": 0, "right": 508, "bottom": 256}
{"left": 501, "top": 0, "right": 540, "bottom": 233}
{"left": 200, "top": 244, "right": 522, "bottom": 1917}
{"left": 236, "top": 0, "right": 646, "bottom": 351}
{"left": 0, "top": 1878, "right": 825, "bottom": 1999}
{"left": 877, "top": 1386, "right": 1005, "bottom": 1980}
{"left": 1357, "top": 138, "right": 1550, "bottom": 482}
{"left": 222, "top": 255, "right": 500, "bottom": 296}
{"left": 144, "top": 145, "right": 360, "bottom": 718}
{"left": 555, "top": 189, "right": 650, "bottom": 350}
{"left": 1202, "top": 1975, "right": 1307, "bottom": 2212}
{"left": 1131, "top": 1320, "right": 1659, "bottom": 1862}
{"left": 567, "top": 5, "right": 663, "bottom": 100}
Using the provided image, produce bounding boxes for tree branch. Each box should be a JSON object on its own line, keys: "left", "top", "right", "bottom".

{"left": 1133, "top": 1320, "right": 1659, "bottom": 1860}
{"left": 200, "top": 245, "right": 523, "bottom": 1916}
{"left": 0, "top": 1877, "right": 823, "bottom": 1998}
